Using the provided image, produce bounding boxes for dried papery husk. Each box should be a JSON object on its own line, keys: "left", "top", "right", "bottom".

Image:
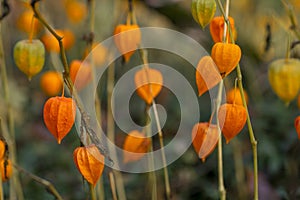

{"left": 134, "top": 68, "right": 163, "bottom": 104}
{"left": 195, "top": 56, "right": 222, "bottom": 96}
{"left": 210, "top": 16, "right": 237, "bottom": 43}
{"left": 16, "top": 10, "right": 42, "bottom": 36}
{"left": 43, "top": 96, "right": 76, "bottom": 144}
{"left": 0, "top": 159, "right": 12, "bottom": 182}
{"left": 0, "top": 140, "right": 5, "bottom": 160}
{"left": 218, "top": 103, "right": 247, "bottom": 143}
{"left": 295, "top": 116, "right": 300, "bottom": 139}
{"left": 211, "top": 42, "right": 242, "bottom": 77}
{"left": 41, "top": 29, "right": 75, "bottom": 52}
{"left": 123, "top": 130, "right": 151, "bottom": 163}
{"left": 40, "top": 71, "right": 63, "bottom": 96}
{"left": 192, "top": 122, "right": 219, "bottom": 162}
{"left": 226, "top": 88, "right": 249, "bottom": 105}
{"left": 65, "top": 0, "right": 87, "bottom": 24}
{"left": 191, "top": 0, "right": 216, "bottom": 28}
{"left": 268, "top": 58, "right": 300, "bottom": 105}
{"left": 69, "top": 60, "right": 92, "bottom": 91}
{"left": 114, "top": 24, "right": 141, "bottom": 62}
{"left": 13, "top": 39, "right": 45, "bottom": 80}
{"left": 73, "top": 144, "right": 104, "bottom": 186}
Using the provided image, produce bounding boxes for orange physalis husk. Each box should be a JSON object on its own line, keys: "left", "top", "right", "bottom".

{"left": 192, "top": 122, "right": 219, "bottom": 162}
{"left": 196, "top": 56, "right": 222, "bottom": 96}
{"left": 295, "top": 116, "right": 300, "bottom": 139}
{"left": 83, "top": 43, "right": 108, "bottom": 67}
{"left": 73, "top": 144, "right": 104, "bottom": 186}
{"left": 123, "top": 130, "right": 151, "bottom": 163}
{"left": 43, "top": 96, "right": 76, "bottom": 144}
{"left": 211, "top": 42, "right": 242, "bottom": 77}
{"left": 226, "top": 88, "right": 249, "bottom": 106}
{"left": 134, "top": 68, "right": 163, "bottom": 105}
{"left": 41, "top": 29, "right": 75, "bottom": 52}
{"left": 17, "top": 10, "right": 42, "bottom": 36}
{"left": 0, "top": 159, "right": 12, "bottom": 182}
{"left": 209, "top": 16, "right": 237, "bottom": 43}
{"left": 65, "top": 0, "right": 87, "bottom": 24}
{"left": 218, "top": 103, "right": 247, "bottom": 143}
{"left": 0, "top": 139, "right": 5, "bottom": 160}
{"left": 69, "top": 60, "right": 92, "bottom": 91}
{"left": 40, "top": 71, "right": 63, "bottom": 96}
{"left": 114, "top": 24, "right": 141, "bottom": 62}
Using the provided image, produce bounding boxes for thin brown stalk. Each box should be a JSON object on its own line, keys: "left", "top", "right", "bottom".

{"left": 145, "top": 105, "right": 157, "bottom": 200}
{"left": 14, "top": 165, "right": 63, "bottom": 200}
{"left": 109, "top": 171, "right": 118, "bottom": 200}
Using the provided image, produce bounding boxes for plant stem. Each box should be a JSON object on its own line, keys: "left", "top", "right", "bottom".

{"left": 86, "top": 0, "right": 105, "bottom": 198}
{"left": 108, "top": 171, "right": 118, "bottom": 200}
{"left": 106, "top": 60, "right": 127, "bottom": 200}
{"left": 282, "top": 0, "right": 300, "bottom": 39}
{"left": 0, "top": 11, "right": 24, "bottom": 200}
{"left": 236, "top": 65, "right": 258, "bottom": 200}
{"left": 89, "top": 183, "right": 96, "bottom": 200}
{"left": 216, "top": 1, "right": 259, "bottom": 199}
{"left": 139, "top": 49, "right": 171, "bottom": 199}
{"left": 216, "top": 81, "right": 226, "bottom": 200}
{"left": 14, "top": 165, "right": 63, "bottom": 200}
{"left": 216, "top": 0, "right": 230, "bottom": 198}
{"left": 232, "top": 139, "right": 247, "bottom": 200}
{"left": 145, "top": 105, "right": 157, "bottom": 200}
